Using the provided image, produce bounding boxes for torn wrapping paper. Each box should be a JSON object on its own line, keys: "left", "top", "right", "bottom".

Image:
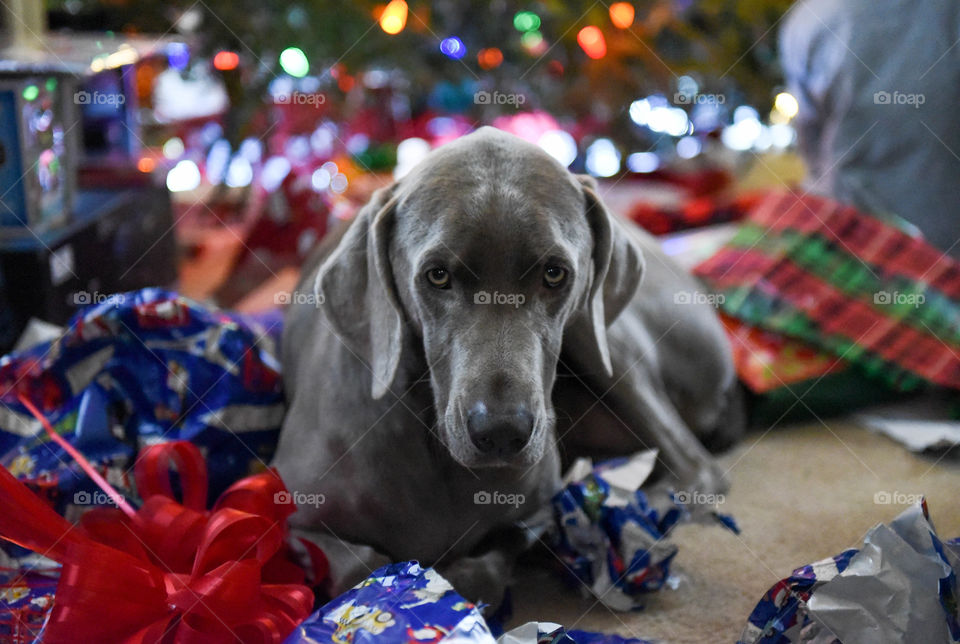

{"left": 284, "top": 564, "right": 657, "bottom": 644}
{"left": 551, "top": 450, "right": 738, "bottom": 611}
{"left": 740, "top": 501, "right": 960, "bottom": 644}
{"left": 284, "top": 561, "right": 495, "bottom": 644}
{"left": 0, "top": 288, "right": 284, "bottom": 518}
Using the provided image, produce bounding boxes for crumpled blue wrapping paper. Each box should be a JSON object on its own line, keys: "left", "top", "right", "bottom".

{"left": 284, "top": 562, "right": 655, "bottom": 644}
{"left": 0, "top": 288, "right": 284, "bottom": 518}
{"left": 740, "top": 500, "right": 960, "bottom": 644}
{"left": 284, "top": 561, "right": 494, "bottom": 643}
{"left": 551, "top": 450, "right": 738, "bottom": 611}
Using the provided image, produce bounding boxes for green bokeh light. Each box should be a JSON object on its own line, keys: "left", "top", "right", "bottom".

{"left": 513, "top": 11, "right": 541, "bottom": 33}
{"left": 279, "top": 47, "right": 310, "bottom": 78}
{"left": 22, "top": 85, "right": 39, "bottom": 101}
{"left": 521, "top": 30, "right": 544, "bottom": 48}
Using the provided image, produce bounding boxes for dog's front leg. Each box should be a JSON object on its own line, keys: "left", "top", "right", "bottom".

{"left": 435, "top": 525, "right": 530, "bottom": 611}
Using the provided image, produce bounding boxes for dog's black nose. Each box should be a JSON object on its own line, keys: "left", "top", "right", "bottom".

{"left": 467, "top": 404, "right": 533, "bottom": 457}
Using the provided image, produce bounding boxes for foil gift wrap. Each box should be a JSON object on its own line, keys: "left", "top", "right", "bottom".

{"left": 0, "top": 288, "right": 285, "bottom": 517}
{"left": 551, "top": 450, "right": 738, "bottom": 611}
{"left": 740, "top": 500, "right": 960, "bottom": 644}
{"left": 284, "top": 561, "right": 495, "bottom": 644}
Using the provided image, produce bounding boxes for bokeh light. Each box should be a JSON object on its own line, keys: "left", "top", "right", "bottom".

{"left": 212, "top": 51, "right": 239, "bottom": 71}
{"left": 439, "top": 37, "right": 466, "bottom": 59}
{"left": 379, "top": 0, "right": 408, "bottom": 34}
{"left": 478, "top": 48, "right": 504, "bottom": 70}
{"left": 279, "top": 47, "right": 309, "bottom": 77}
{"left": 774, "top": 91, "right": 799, "bottom": 119}
{"left": 513, "top": 11, "right": 541, "bottom": 32}
{"left": 577, "top": 26, "right": 607, "bottom": 59}
{"left": 609, "top": 3, "right": 635, "bottom": 29}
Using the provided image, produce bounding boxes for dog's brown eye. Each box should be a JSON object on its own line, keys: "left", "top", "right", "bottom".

{"left": 544, "top": 266, "right": 566, "bottom": 288}
{"left": 426, "top": 268, "right": 451, "bottom": 289}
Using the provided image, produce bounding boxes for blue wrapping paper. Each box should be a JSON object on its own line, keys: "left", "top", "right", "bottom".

{"left": 551, "top": 450, "right": 738, "bottom": 611}
{"left": 284, "top": 561, "right": 494, "bottom": 643}
{"left": 0, "top": 288, "right": 284, "bottom": 518}
{"left": 0, "top": 563, "right": 58, "bottom": 643}
{"left": 284, "top": 562, "right": 656, "bottom": 644}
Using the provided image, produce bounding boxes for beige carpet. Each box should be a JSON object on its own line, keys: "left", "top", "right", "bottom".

{"left": 508, "top": 421, "right": 960, "bottom": 642}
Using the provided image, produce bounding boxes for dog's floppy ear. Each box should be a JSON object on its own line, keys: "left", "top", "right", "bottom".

{"left": 314, "top": 184, "right": 404, "bottom": 399}
{"left": 573, "top": 174, "right": 645, "bottom": 376}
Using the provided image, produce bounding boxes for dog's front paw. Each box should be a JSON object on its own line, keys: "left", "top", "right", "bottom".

{"left": 437, "top": 552, "right": 511, "bottom": 612}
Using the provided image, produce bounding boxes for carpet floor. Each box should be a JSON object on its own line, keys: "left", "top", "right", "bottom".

{"left": 508, "top": 421, "right": 960, "bottom": 642}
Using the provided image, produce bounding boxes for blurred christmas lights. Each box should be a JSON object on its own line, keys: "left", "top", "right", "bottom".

{"left": 478, "top": 47, "right": 504, "bottom": 69}
{"left": 577, "top": 26, "right": 607, "bottom": 59}
{"left": 379, "top": 0, "right": 408, "bottom": 34}
{"left": 609, "top": 3, "right": 635, "bottom": 29}
{"left": 513, "top": 11, "right": 541, "bottom": 32}
{"left": 212, "top": 50, "right": 239, "bottom": 71}
{"left": 280, "top": 47, "right": 310, "bottom": 77}
{"left": 440, "top": 37, "right": 466, "bottom": 59}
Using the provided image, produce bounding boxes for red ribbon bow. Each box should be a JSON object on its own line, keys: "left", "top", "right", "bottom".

{"left": 0, "top": 434, "right": 320, "bottom": 643}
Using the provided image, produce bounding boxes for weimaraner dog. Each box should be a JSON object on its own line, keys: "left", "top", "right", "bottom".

{"left": 273, "top": 127, "right": 743, "bottom": 606}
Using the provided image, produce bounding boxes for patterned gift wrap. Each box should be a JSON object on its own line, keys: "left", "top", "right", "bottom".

{"left": 738, "top": 549, "right": 856, "bottom": 644}
{"left": 719, "top": 313, "right": 848, "bottom": 394}
{"left": 695, "top": 192, "right": 960, "bottom": 392}
{"left": 284, "top": 561, "right": 494, "bottom": 643}
{"left": 551, "top": 452, "right": 738, "bottom": 612}
{"left": 0, "top": 288, "right": 285, "bottom": 517}
{"left": 0, "top": 566, "right": 57, "bottom": 644}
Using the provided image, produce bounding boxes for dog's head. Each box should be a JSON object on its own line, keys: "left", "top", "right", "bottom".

{"left": 315, "top": 127, "right": 643, "bottom": 468}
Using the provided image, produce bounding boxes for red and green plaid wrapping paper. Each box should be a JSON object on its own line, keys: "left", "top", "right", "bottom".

{"left": 719, "top": 313, "right": 848, "bottom": 393}
{"left": 695, "top": 192, "right": 960, "bottom": 392}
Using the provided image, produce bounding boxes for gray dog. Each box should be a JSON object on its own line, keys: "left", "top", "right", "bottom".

{"left": 273, "top": 127, "right": 743, "bottom": 606}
